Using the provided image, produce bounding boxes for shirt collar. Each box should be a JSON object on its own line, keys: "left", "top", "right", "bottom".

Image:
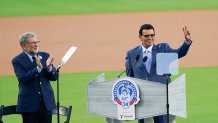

{"left": 24, "top": 51, "right": 37, "bottom": 62}
{"left": 141, "top": 44, "right": 153, "bottom": 53}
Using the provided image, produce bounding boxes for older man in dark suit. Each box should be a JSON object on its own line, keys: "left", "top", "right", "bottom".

{"left": 12, "top": 32, "right": 57, "bottom": 123}
{"left": 125, "top": 24, "right": 192, "bottom": 123}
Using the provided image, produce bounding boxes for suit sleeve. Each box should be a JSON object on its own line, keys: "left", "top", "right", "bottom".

{"left": 161, "top": 41, "right": 192, "bottom": 58}
{"left": 12, "top": 58, "right": 39, "bottom": 84}
{"left": 177, "top": 41, "right": 192, "bottom": 58}
{"left": 45, "top": 65, "right": 57, "bottom": 81}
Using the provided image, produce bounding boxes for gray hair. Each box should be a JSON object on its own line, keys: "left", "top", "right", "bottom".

{"left": 19, "top": 32, "right": 37, "bottom": 45}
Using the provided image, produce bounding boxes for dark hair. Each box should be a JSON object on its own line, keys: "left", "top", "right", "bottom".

{"left": 139, "top": 24, "right": 155, "bottom": 36}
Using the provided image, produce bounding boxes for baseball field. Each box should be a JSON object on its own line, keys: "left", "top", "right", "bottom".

{"left": 0, "top": 0, "right": 218, "bottom": 123}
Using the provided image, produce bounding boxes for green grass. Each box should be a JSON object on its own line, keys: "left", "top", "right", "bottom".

{"left": 0, "top": 66, "right": 218, "bottom": 123}
{"left": 172, "top": 67, "right": 218, "bottom": 123}
{"left": 0, "top": 0, "right": 218, "bottom": 17}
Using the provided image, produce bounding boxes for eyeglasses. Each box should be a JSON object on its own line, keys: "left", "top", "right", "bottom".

{"left": 142, "top": 34, "right": 155, "bottom": 38}
{"left": 27, "top": 41, "right": 40, "bottom": 45}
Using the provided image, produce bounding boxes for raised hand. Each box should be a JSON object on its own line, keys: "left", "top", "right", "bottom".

{"left": 183, "top": 26, "right": 192, "bottom": 42}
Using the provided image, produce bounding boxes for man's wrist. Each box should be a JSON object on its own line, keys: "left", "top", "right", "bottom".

{"left": 185, "top": 40, "right": 192, "bottom": 45}
{"left": 47, "top": 66, "right": 53, "bottom": 72}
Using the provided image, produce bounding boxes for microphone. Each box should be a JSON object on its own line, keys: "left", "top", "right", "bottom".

{"left": 135, "top": 54, "right": 140, "bottom": 62}
{"left": 143, "top": 56, "right": 148, "bottom": 62}
{"left": 117, "top": 55, "right": 141, "bottom": 78}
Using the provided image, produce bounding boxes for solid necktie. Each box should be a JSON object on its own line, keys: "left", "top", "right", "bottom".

{"left": 32, "top": 56, "right": 36, "bottom": 65}
{"left": 32, "top": 56, "right": 41, "bottom": 94}
{"left": 145, "top": 51, "right": 151, "bottom": 73}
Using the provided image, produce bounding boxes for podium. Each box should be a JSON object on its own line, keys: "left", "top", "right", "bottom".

{"left": 87, "top": 73, "right": 187, "bottom": 123}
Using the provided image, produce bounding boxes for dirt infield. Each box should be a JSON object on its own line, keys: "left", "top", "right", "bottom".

{"left": 1, "top": 10, "right": 218, "bottom": 76}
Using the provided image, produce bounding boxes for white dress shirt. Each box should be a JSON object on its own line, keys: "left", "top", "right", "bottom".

{"left": 142, "top": 44, "right": 153, "bottom": 73}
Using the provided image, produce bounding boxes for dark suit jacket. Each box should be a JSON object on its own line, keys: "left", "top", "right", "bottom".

{"left": 126, "top": 41, "right": 191, "bottom": 84}
{"left": 12, "top": 51, "right": 57, "bottom": 112}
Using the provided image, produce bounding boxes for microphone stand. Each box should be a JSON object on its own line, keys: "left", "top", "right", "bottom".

{"left": 57, "top": 46, "right": 77, "bottom": 123}
{"left": 57, "top": 67, "right": 60, "bottom": 123}
{"left": 117, "top": 70, "right": 126, "bottom": 78}
{"left": 55, "top": 46, "right": 77, "bottom": 123}
{"left": 163, "top": 73, "right": 171, "bottom": 123}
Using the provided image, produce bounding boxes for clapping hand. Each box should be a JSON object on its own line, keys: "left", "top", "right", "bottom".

{"left": 36, "top": 55, "right": 43, "bottom": 69}
{"left": 46, "top": 55, "right": 54, "bottom": 68}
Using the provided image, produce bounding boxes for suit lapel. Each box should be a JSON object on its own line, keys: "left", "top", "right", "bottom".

{"left": 21, "top": 52, "right": 36, "bottom": 68}
{"left": 150, "top": 44, "right": 158, "bottom": 75}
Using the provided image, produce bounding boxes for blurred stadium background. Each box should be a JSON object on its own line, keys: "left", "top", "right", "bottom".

{"left": 0, "top": 0, "right": 218, "bottom": 123}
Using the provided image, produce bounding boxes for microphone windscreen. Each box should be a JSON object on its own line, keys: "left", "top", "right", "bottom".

{"left": 143, "top": 56, "right": 148, "bottom": 62}
{"left": 135, "top": 55, "right": 140, "bottom": 61}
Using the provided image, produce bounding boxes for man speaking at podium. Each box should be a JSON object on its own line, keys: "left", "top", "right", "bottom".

{"left": 12, "top": 32, "right": 57, "bottom": 123}
{"left": 125, "top": 24, "right": 192, "bottom": 123}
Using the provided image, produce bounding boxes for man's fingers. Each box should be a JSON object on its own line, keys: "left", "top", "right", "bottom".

{"left": 183, "top": 26, "right": 187, "bottom": 34}
{"left": 187, "top": 31, "right": 190, "bottom": 35}
{"left": 49, "top": 56, "right": 54, "bottom": 63}
{"left": 47, "top": 56, "right": 54, "bottom": 67}
{"left": 183, "top": 26, "right": 190, "bottom": 35}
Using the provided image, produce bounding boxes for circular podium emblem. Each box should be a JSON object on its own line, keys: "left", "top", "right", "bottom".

{"left": 112, "top": 78, "right": 140, "bottom": 120}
